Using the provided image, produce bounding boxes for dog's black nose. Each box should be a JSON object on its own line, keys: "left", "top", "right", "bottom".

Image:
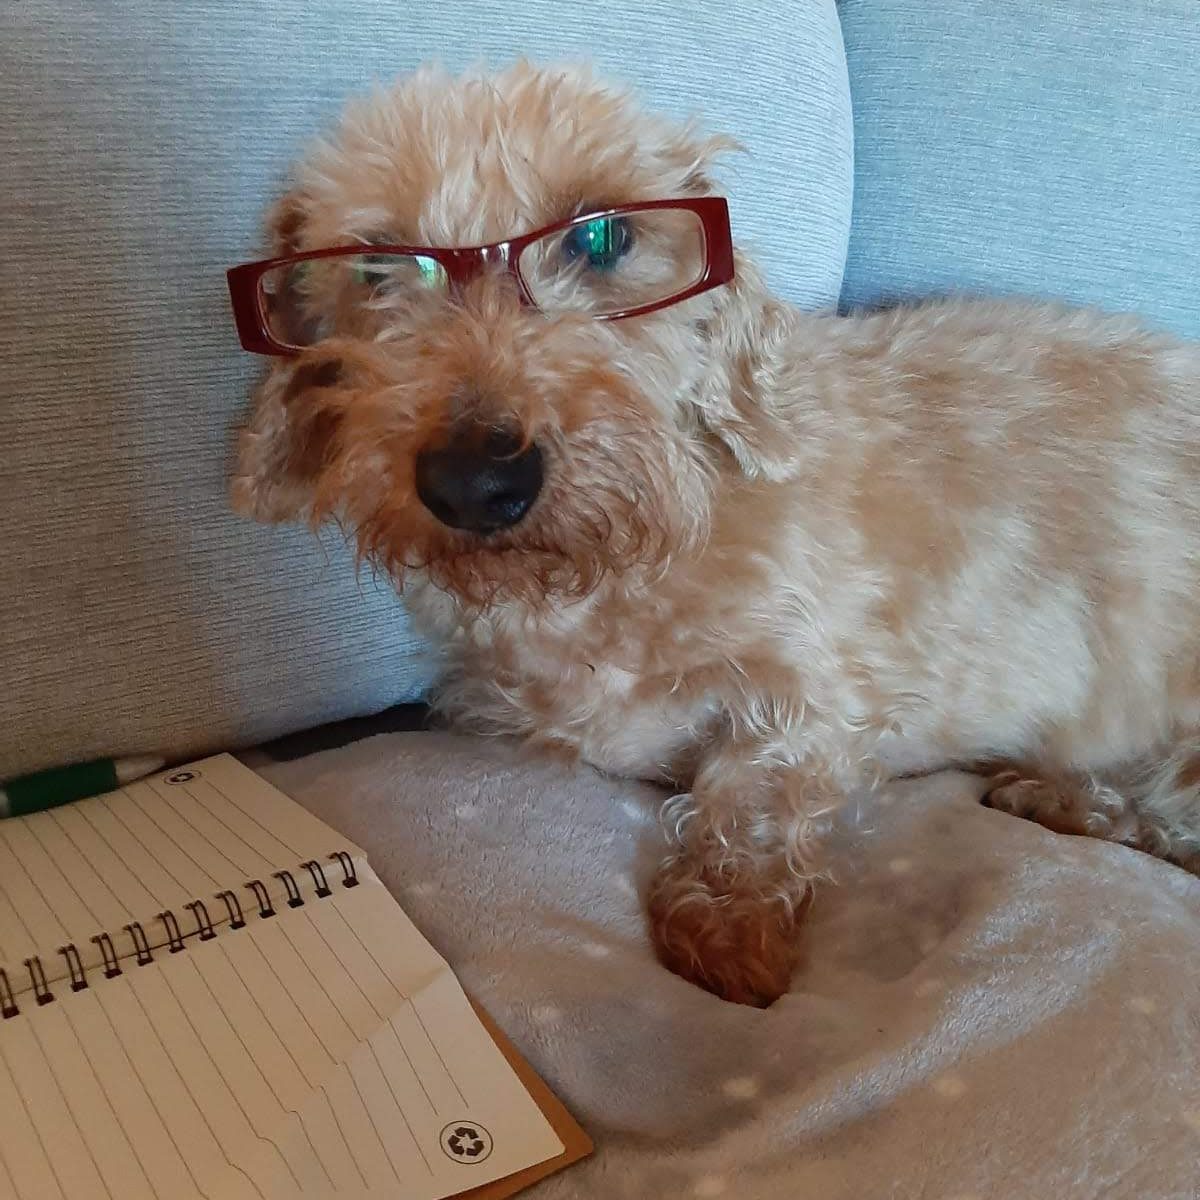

{"left": 415, "top": 426, "right": 543, "bottom": 533}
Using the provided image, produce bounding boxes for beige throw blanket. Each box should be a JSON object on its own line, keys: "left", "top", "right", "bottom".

{"left": 256, "top": 732, "right": 1200, "bottom": 1199}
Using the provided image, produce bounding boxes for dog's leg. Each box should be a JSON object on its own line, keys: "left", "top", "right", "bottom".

{"left": 647, "top": 736, "right": 848, "bottom": 1007}
{"left": 983, "top": 743, "right": 1200, "bottom": 874}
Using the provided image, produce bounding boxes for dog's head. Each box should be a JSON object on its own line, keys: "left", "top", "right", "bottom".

{"left": 233, "top": 62, "right": 794, "bottom": 607}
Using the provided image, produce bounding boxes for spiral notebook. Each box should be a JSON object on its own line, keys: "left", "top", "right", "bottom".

{"left": 0, "top": 754, "right": 590, "bottom": 1199}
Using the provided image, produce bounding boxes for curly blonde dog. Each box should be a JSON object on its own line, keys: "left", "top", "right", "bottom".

{"left": 233, "top": 62, "right": 1200, "bottom": 1006}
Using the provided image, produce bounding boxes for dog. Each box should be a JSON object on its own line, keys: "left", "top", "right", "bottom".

{"left": 229, "top": 62, "right": 1200, "bottom": 1007}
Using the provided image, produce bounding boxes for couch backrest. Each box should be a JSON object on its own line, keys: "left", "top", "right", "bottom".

{"left": 838, "top": 0, "right": 1200, "bottom": 340}
{"left": 0, "top": 1, "right": 852, "bottom": 776}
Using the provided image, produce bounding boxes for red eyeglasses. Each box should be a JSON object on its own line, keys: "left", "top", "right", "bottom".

{"left": 226, "top": 196, "right": 734, "bottom": 356}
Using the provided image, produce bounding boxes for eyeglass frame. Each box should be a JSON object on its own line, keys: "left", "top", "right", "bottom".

{"left": 226, "top": 196, "right": 734, "bottom": 356}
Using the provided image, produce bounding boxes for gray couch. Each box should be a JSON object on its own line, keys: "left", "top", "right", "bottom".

{"left": 4, "top": 2, "right": 1200, "bottom": 1195}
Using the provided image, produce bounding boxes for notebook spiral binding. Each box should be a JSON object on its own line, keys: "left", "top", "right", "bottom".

{"left": 0, "top": 851, "right": 359, "bottom": 1020}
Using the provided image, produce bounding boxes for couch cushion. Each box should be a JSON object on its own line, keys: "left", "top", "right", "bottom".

{"left": 837, "top": 0, "right": 1200, "bottom": 340}
{"left": 0, "top": 1, "right": 851, "bottom": 777}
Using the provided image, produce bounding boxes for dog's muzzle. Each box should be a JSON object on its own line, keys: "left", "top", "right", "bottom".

{"left": 415, "top": 424, "right": 543, "bottom": 534}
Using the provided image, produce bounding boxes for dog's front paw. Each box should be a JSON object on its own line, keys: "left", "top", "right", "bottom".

{"left": 647, "top": 862, "right": 806, "bottom": 1007}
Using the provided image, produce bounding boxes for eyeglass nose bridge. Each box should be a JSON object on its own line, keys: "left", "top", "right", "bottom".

{"left": 438, "top": 241, "right": 528, "bottom": 302}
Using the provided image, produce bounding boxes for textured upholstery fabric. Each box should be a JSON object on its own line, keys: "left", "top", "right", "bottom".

{"left": 0, "top": 1, "right": 852, "bottom": 776}
{"left": 837, "top": 0, "right": 1200, "bottom": 340}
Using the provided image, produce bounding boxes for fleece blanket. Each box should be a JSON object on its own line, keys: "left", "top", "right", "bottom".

{"left": 253, "top": 732, "right": 1200, "bottom": 1199}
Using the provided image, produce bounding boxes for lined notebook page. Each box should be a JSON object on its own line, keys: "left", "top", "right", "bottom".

{"left": 0, "top": 756, "right": 361, "bottom": 995}
{"left": 0, "top": 853, "right": 564, "bottom": 1198}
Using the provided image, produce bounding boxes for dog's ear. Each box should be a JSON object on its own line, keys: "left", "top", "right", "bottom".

{"left": 231, "top": 357, "right": 345, "bottom": 523}
{"left": 666, "top": 125, "right": 741, "bottom": 196}
{"left": 265, "top": 187, "right": 308, "bottom": 255}
{"left": 692, "top": 256, "right": 805, "bottom": 481}
{"left": 231, "top": 187, "right": 344, "bottom": 524}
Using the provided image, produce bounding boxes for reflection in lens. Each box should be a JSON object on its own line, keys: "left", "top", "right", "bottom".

{"left": 560, "top": 216, "right": 634, "bottom": 270}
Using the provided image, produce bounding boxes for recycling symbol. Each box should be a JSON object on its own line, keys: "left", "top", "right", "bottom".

{"left": 165, "top": 771, "right": 198, "bottom": 785}
{"left": 439, "top": 1121, "right": 493, "bottom": 1163}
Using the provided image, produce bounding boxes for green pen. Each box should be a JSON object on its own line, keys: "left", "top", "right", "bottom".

{"left": 0, "top": 755, "right": 166, "bottom": 818}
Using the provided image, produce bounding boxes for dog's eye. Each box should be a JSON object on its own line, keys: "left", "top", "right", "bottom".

{"left": 353, "top": 256, "right": 390, "bottom": 287}
{"left": 561, "top": 216, "right": 633, "bottom": 270}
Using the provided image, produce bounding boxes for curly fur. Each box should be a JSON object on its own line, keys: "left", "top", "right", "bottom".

{"left": 233, "top": 62, "right": 1200, "bottom": 1006}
